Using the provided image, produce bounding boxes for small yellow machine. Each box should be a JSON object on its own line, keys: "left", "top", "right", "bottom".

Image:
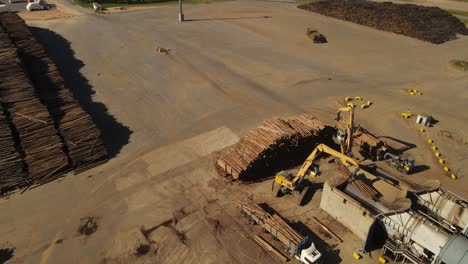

{"left": 272, "top": 144, "right": 360, "bottom": 205}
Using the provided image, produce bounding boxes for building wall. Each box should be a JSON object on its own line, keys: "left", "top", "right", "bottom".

{"left": 320, "top": 181, "right": 375, "bottom": 241}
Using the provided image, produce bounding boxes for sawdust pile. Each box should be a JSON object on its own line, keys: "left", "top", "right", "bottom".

{"left": 298, "top": 0, "right": 468, "bottom": 44}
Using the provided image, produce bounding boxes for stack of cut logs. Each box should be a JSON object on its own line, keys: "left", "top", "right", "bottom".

{"left": 238, "top": 200, "right": 303, "bottom": 251}
{"left": 217, "top": 114, "right": 336, "bottom": 181}
{"left": 352, "top": 179, "right": 379, "bottom": 200}
{"left": 338, "top": 163, "right": 379, "bottom": 200}
{"left": 0, "top": 12, "right": 108, "bottom": 194}
{"left": 354, "top": 127, "right": 388, "bottom": 161}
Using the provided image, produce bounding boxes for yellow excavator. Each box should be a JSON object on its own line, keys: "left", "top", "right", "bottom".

{"left": 272, "top": 144, "right": 360, "bottom": 205}
{"left": 333, "top": 106, "right": 354, "bottom": 155}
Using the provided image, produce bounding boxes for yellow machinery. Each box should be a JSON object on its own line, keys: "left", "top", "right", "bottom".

{"left": 272, "top": 144, "right": 360, "bottom": 205}
{"left": 333, "top": 106, "right": 354, "bottom": 154}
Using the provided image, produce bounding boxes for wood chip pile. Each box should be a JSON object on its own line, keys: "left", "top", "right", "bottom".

{"left": 0, "top": 12, "right": 107, "bottom": 194}
{"left": 298, "top": 0, "right": 468, "bottom": 44}
{"left": 217, "top": 114, "right": 335, "bottom": 181}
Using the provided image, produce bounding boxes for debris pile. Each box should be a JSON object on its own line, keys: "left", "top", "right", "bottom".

{"left": 298, "top": 0, "right": 468, "bottom": 44}
{"left": 217, "top": 114, "right": 335, "bottom": 181}
{"left": 0, "top": 12, "right": 108, "bottom": 194}
{"left": 306, "top": 28, "right": 327, "bottom": 43}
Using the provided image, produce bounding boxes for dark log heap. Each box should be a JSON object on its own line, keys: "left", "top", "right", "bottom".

{"left": 0, "top": 12, "right": 107, "bottom": 194}
{"left": 298, "top": 0, "right": 468, "bottom": 44}
{"left": 217, "top": 114, "right": 336, "bottom": 181}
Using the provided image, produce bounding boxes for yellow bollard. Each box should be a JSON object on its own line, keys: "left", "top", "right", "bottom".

{"left": 419, "top": 128, "right": 425, "bottom": 133}
{"left": 450, "top": 173, "right": 457, "bottom": 180}
{"left": 439, "top": 159, "right": 445, "bottom": 164}
{"left": 378, "top": 256, "right": 388, "bottom": 264}
{"left": 444, "top": 166, "right": 450, "bottom": 172}
{"left": 435, "top": 152, "right": 441, "bottom": 157}
{"left": 428, "top": 139, "right": 433, "bottom": 144}
{"left": 402, "top": 112, "right": 411, "bottom": 119}
{"left": 353, "top": 252, "right": 362, "bottom": 260}
{"left": 431, "top": 145, "right": 437, "bottom": 151}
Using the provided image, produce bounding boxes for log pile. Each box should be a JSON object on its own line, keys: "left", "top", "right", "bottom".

{"left": 238, "top": 200, "right": 304, "bottom": 252}
{"left": 0, "top": 12, "right": 108, "bottom": 173}
{"left": 0, "top": 108, "right": 25, "bottom": 190}
{"left": 354, "top": 127, "right": 388, "bottom": 161}
{"left": 298, "top": 0, "right": 468, "bottom": 44}
{"left": 0, "top": 42, "right": 69, "bottom": 184}
{"left": 0, "top": 12, "right": 108, "bottom": 194}
{"left": 217, "top": 114, "right": 335, "bottom": 181}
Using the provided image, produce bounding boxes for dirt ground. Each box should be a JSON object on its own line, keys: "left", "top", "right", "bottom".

{"left": 0, "top": 0, "right": 467, "bottom": 263}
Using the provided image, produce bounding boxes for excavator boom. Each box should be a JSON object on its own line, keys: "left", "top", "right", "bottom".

{"left": 296, "top": 144, "right": 359, "bottom": 181}
{"left": 336, "top": 106, "right": 354, "bottom": 154}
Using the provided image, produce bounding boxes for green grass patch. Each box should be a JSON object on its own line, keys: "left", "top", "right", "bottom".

{"left": 296, "top": 0, "right": 319, "bottom": 3}
{"left": 74, "top": 0, "right": 224, "bottom": 9}
{"left": 446, "top": 9, "right": 468, "bottom": 17}
{"left": 451, "top": 60, "right": 468, "bottom": 71}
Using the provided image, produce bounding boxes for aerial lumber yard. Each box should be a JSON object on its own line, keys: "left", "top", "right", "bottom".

{"left": 0, "top": 0, "right": 467, "bottom": 262}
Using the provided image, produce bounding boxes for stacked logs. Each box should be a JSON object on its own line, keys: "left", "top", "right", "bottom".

{"left": 217, "top": 114, "right": 336, "bottom": 181}
{"left": 0, "top": 38, "right": 69, "bottom": 182}
{"left": 354, "top": 127, "right": 388, "bottom": 161}
{"left": 0, "top": 107, "right": 25, "bottom": 190}
{"left": 238, "top": 200, "right": 304, "bottom": 250}
{"left": 0, "top": 12, "right": 108, "bottom": 173}
{"left": 0, "top": 12, "right": 108, "bottom": 193}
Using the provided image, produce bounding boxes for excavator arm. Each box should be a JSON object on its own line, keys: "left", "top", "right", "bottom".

{"left": 294, "top": 144, "right": 359, "bottom": 184}
{"left": 336, "top": 106, "right": 354, "bottom": 154}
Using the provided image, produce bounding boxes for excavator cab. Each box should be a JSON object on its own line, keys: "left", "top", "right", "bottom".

{"left": 333, "top": 129, "right": 346, "bottom": 145}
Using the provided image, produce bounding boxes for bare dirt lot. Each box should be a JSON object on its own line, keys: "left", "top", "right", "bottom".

{"left": 1, "top": 0, "right": 467, "bottom": 263}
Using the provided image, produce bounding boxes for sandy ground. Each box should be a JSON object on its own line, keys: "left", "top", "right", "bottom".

{"left": 1, "top": 0, "right": 468, "bottom": 263}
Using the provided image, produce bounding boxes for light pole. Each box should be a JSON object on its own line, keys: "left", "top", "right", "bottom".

{"left": 178, "top": 0, "right": 184, "bottom": 22}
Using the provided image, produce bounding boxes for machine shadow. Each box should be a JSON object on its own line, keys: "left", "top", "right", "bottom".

{"left": 29, "top": 27, "right": 132, "bottom": 158}
{"left": 0, "top": 248, "right": 14, "bottom": 264}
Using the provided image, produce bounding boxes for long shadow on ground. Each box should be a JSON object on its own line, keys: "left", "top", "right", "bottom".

{"left": 29, "top": 27, "right": 132, "bottom": 158}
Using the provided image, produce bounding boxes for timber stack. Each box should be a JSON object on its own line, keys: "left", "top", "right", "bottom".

{"left": 0, "top": 12, "right": 108, "bottom": 194}
{"left": 217, "top": 114, "right": 335, "bottom": 181}
{"left": 354, "top": 127, "right": 389, "bottom": 161}
{"left": 238, "top": 200, "right": 304, "bottom": 251}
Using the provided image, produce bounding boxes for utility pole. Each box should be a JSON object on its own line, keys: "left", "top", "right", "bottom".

{"left": 178, "top": 0, "right": 184, "bottom": 22}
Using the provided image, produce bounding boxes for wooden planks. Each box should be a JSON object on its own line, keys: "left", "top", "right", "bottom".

{"left": 217, "top": 115, "right": 335, "bottom": 181}
{"left": 239, "top": 200, "right": 304, "bottom": 252}
{"left": 254, "top": 235, "right": 289, "bottom": 262}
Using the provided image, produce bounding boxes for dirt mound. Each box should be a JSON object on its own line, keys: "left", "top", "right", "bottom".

{"left": 298, "top": 0, "right": 468, "bottom": 44}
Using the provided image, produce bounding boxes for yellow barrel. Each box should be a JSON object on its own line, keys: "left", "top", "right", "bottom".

{"left": 353, "top": 252, "right": 361, "bottom": 260}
